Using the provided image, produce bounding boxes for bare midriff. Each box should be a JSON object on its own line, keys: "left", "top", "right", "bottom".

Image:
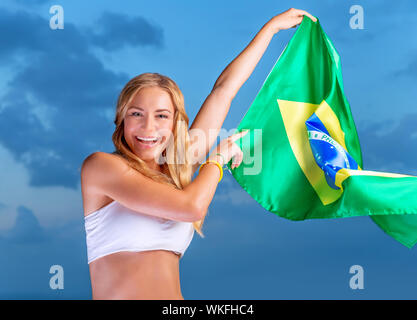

{"left": 89, "top": 250, "right": 184, "bottom": 300}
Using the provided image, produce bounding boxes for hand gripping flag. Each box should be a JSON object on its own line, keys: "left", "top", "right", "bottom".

{"left": 227, "top": 16, "right": 417, "bottom": 248}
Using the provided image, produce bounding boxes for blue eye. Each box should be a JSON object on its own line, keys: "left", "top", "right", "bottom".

{"left": 130, "top": 111, "right": 168, "bottom": 118}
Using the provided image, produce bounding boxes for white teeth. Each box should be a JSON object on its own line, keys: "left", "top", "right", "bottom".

{"left": 136, "top": 136, "right": 158, "bottom": 142}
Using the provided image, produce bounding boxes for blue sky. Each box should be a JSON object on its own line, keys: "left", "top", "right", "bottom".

{"left": 0, "top": 0, "right": 416, "bottom": 299}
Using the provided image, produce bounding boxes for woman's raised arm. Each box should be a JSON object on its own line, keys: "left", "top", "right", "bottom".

{"left": 189, "top": 8, "right": 316, "bottom": 174}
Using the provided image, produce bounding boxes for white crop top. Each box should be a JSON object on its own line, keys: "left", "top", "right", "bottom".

{"left": 84, "top": 200, "right": 195, "bottom": 264}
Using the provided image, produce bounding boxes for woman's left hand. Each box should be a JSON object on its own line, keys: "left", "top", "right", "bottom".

{"left": 267, "top": 8, "right": 317, "bottom": 34}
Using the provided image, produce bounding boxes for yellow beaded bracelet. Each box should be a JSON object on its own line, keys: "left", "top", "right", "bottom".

{"left": 199, "top": 160, "right": 223, "bottom": 183}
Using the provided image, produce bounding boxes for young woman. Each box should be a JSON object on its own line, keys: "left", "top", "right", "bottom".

{"left": 81, "top": 8, "right": 316, "bottom": 300}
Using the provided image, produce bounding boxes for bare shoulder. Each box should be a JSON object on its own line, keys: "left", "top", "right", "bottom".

{"left": 81, "top": 151, "right": 199, "bottom": 222}
{"left": 82, "top": 151, "right": 125, "bottom": 167}
{"left": 81, "top": 151, "right": 132, "bottom": 195}
{"left": 82, "top": 151, "right": 129, "bottom": 178}
{"left": 81, "top": 152, "right": 130, "bottom": 215}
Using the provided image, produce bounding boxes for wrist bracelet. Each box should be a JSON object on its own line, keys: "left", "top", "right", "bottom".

{"left": 199, "top": 160, "right": 223, "bottom": 183}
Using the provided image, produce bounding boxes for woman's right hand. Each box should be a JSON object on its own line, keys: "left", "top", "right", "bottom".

{"left": 207, "top": 130, "right": 249, "bottom": 170}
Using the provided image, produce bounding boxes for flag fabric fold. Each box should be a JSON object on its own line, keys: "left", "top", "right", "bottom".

{"left": 227, "top": 16, "right": 417, "bottom": 248}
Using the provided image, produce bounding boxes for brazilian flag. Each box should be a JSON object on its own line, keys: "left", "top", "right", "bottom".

{"left": 227, "top": 17, "right": 417, "bottom": 248}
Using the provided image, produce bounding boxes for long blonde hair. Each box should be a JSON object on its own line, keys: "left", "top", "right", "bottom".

{"left": 112, "top": 72, "right": 206, "bottom": 237}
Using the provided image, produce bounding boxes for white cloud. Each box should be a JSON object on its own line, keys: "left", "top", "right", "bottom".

{"left": 0, "top": 144, "right": 83, "bottom": 230}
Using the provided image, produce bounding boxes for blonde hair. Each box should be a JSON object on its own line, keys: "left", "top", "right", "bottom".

{"left": 112, "top": 72, "right": 206, "bottom": 237}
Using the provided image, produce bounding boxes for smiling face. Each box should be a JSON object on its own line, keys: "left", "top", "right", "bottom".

{"left": 123, "top": 86, "right": 176, "bottom": 170}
